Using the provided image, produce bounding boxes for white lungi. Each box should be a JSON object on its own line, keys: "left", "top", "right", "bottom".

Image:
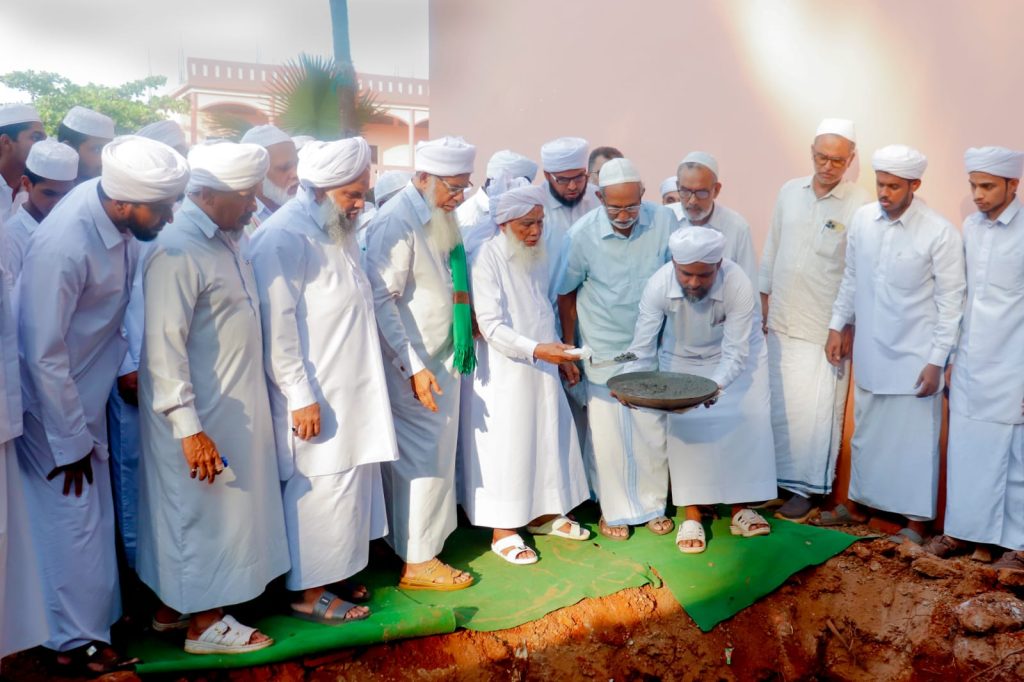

{"left": 282, "top": 465, "right": 388, "bottom": 590}
{"left": 106, "top": 386, "right": 140, "bottom": 568}
{"left": 945, "top": 415, "right": 1024, "bottom": 549}
{"left": 849, "top": 387, "right": 942, "bottom": 520}
{"left": 586, "top": 383, "right": 669, "bottom": 526}
{"left": 767, "top": 330, "right": 849, "bottom": 496}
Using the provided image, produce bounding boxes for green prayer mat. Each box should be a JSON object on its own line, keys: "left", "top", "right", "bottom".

{"left": 583, "top": 505, "right": 859, "bottom": 631}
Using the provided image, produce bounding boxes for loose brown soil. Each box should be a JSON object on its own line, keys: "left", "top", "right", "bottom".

{"left": 6, "top": 532, "right": 1024, "bottom": 681}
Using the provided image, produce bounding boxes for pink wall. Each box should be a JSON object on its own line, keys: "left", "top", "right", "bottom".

{"left": 429, "top": 0, "right": 1024, "bottom": 255}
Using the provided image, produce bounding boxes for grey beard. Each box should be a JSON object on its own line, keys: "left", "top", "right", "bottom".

{"left": 262, "top": 177, "right": 293, "bottom": 207}
{"left": 325, "top": 205, "right": 357, "bottom": 245}
{"left": 506, "top": 234, "right": 547, "bottom": 267}
{"left": 425, "top": 206, "right": 462, "bottom": 257}
{"left": 683, "top": 291, "right": 708, "bottom": 303}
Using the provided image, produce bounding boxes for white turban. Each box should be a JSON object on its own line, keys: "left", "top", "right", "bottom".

{"left": 62, "top": 106, "right": 115, "bottom": 139}
{"left": 815, "top": 118, "right": 857, "bottom": 143}
{"left": 670, "top": 226, "right": 726, "bottom": 264}
{"left": 187, "top": 142, "right": 269, "bottom": 192}
{"left": 486, "top": 150, "right": 538, "bottom": 181}
{"left": 872, "top": 144, "right": 928, "bottom": 180}
{"left": 659, "top": 176, "right": 678, "bottom": 197}
{"left": 374, "top": 170, "right": 412, "bottom": 207}
{"left": 0, "top": 103, "right": 40, "bottom": 127}
{"left": 964, "top": 146, "right": 1024, "bottom": 180}
{"left": 240, "top": 124, "right": 293, "bottom": 149}
{"left": 298, "top": 137, "right": 372, "bottom": 189}
{"left": 136, "top": 120, "right": 187, "bottom": 151}
{"left": 26, "top": 139, "right": 79, "bottom": 182}
{"left": 101, "top": 135, "right": 189, "bottom": 203}
{"left": 415, "top": 136, "right": 476, "bottom": 176}
{"left": 679, "top": 151, "right": 719, "bottom": 178}
{"left": 540, "top": 137, "right": 589, "bottom": 173}
{"left": 598, "top": 158, "right": 642, "bottom": 188}
{"left": 493, "top": 184, "right": 547, "bottom": 225}
{"left": 291, "top": 135, "right": 316, "bottom": 152}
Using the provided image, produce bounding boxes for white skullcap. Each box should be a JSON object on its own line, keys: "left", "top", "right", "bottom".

{"left": 540, "top": 137, "right": 589, "bottom": 173}
{"left": 659, "top": 176, "right": 678, "bottom": 197}
{"left": 494, "top": 184, "right": 547, "bottom": 225}
{"left": 872, "top": 144, "right": 928, "bottom": 180}
{"left": 374, "top": 170, "right": 412, "bottom": 207}
{"left": 187, "top": 142, "right": 269, "bottom": 192}
{"left": 598, "top": 158, "right": 642, "bottom": 188}
{"left": 0, "top": 103, "right": 41, "bottom": 127}
{"left": 815, "top": 118, "right": 857, "bottom": 143}
{"left": 964, "top": 146, "right": 1024, "bottom": 180}
{"left": 670, "top": 226, "right": 726, "bottom": 264}
{"left": 298, "top": 137, "right": 372, "bottom": 189}
{"left": 62, "top": 106, "right": 115, "bottom": 139}
{"left": 136, "top": 120, "right": 187, "bottom": 151}
{"left": 240, "top": 124, "right": 293, "bottom": 148}
{"left": 415, "top": 136, "right": 476, "bottom": 176}
{"left": 100, "top": 135, "right": 189, "bottom": 203}
{"left": 291, "top": 135, "right": 316, "bottom": 151}
{"left": 679, "top": 151, "right": 719, "bottom": 178}
{"left": 486, "top": 150, "right": 538, "bottom": 181}
{"left": 26, "top": 139, "right": 79, "bottom": 182}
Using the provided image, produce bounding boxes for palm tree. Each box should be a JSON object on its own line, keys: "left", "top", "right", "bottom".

{"left": 329, "top": 0, "right": 358, "bottom": 137}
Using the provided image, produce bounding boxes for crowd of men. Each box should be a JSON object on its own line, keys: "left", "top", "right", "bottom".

{"left": 0, "top": 101, "right": 1021, "bottom": 675}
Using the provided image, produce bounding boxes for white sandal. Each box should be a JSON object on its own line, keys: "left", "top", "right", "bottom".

{"left": 183, "top": 614, "right": 273, "bottom": 655}
{"left": 730, "top": 509, "right": 772, "bottom": 538}
{"left": 676, "top": 519, "right": 707, "bottom": 554}
{"left": 525, "top": 516, "right": 590, "bottom": 540}
{"left": 491, "top": 534, "right": 539, "bottom": 565}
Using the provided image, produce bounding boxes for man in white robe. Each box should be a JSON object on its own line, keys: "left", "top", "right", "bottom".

{"left": 456, "top": 149, "right": 537, "bottom": 229}
{"left": 0, "top": 104, "right": 46, "bottom": 221}
{"left": 670, "top": 151, "right": 758, "bottom": 283}
{"left": 627, "top": 227, "right": 777, "bottom": 553}
{"left": 250, "top": 137, "right": 397, "bottom": 621}
{"left": 761, "top": 119, "right": 871, "bottom": 522}
{"left": 557, "top": 158, "right": 675, "bottom": 540}
{"left": 461, "top": 184, "right": 590, "bottom": 565}
{"left": 241, "top": 124, "right": 299, "bottom": 233}
{"left": 365, "top": 136, "right": 477, "bottom": 590}
{"left": 58, "top": 106, "right": 115, "bottom": 183}
{"left": 17, "top": 136, "right": 187, "bottom": 673}
{"left": 824, "top": 145, "right": 965, "bottom": 544}
{"left": 137, "top": 142, "right": 289, "bottom": 654}
{"left": 924, "top": 147, "right": 1024, "bottom": 571}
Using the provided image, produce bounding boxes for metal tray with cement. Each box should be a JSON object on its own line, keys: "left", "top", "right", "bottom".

{"left": 607, "top": 371, "right": 719, "bottom": 411}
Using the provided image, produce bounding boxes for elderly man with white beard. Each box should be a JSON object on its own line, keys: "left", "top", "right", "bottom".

{"left": 241, "top": 124, "right": 299, "bottom": 232}
{"left": 365, "top": 136, "right": 477, "bottom": 590}
{"left": 460, "top": 184, "right": 590, "bottom": 565}
{"left": 456, "top": 149, "right": 538, "bottom": 229}
{"left": 137, "top": 142, "right": 289, "bottom": 654}
{"left": 250, "top": 136, "right": 397, "bottom": 621}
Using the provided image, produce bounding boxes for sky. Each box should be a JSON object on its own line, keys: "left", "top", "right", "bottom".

{"left": 0, "top": 0, "right": 428, "bottom": 101}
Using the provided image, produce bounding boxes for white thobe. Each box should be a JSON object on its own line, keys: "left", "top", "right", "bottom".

{"left": 670, "top": 202, "right": 758, "bottom": 283}
{"left": 759, "top": 176, "right": 870, "bottom": 497}
{"left": 0, "top": 250, "right": 47, "bottom": 662}
{"left": 1, "top": 205, "right": 37, "bottom": 282}
{"left": 460, "top": 232, "right": 589, "bottom": 528}
{"left": 558, "top": 202, "right": 674, "bottom": 525}
{"left": 456, "top": 186, "right": 490, "bottom": 229}
{"left": 16, "top": 179, "right": 131, "bottom": 650}
{"left": 250, "top": 188, "right": 396, "bottom": 590}
{"left": 136, "top": 200, "right": 289, "bottom": 614}
{"left": 365, "top": 183, "right": 461, "bottom": 563}
{"left": 946, "top": 200, "right": 1024, "bottom": 547}
{"left": 628, "top": 260, "right": 777, "bottom": 505}
{"left": 830, "top": 198, "right": 966, "bottom": 519}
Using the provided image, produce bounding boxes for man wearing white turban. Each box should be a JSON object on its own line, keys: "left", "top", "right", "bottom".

{"left": 0, "top": 103, "right": 46, "bottom": 219}
{"left": 459, "top": 184, "right": 590, "bottom": 565}
{"left": 249, "top": 137, "right": 396, "bottom": 621}
{"left": 137, "top": 142, "right": 289, "bottom": 654}
{"left": 923, "top": 147, "right": 1024, "bottom": 571}
{"left": 136, "top": 120, "right": 189, "bottom": 156}
{"left": 16, "top": 135, "right": 187, "bottom": 674}
{"left": 626, "top": 226, "right": 777, "bottom": 553}
{"left": 59, "top": 106, "right": 116, "bottom": 182}
{"left": 455, "top": 149, "right": 537, "bottom": 229}
{"left": 820, "top": 145, "right": 965, "bottom": 545}
{"left": 557, "top": 158, "right": 676, "bottom": 541}
{"left": 241, "top": 124, "right": 299, "bottom": 232}
{"left": 760, "top": 118, "right": 871, "bottom": 523}
{"left": 660, "top": 176, "right": 680, "bottom": 205}
{"left": 365, "top": 135, "right": 477, "bottom": 589}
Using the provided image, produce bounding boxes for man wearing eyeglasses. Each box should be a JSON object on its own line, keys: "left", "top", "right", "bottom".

{"left": 557, "top": 158, "right": 676, "bottom": 541}
{"left": 669, "top": 151, "right": 757, "bottom": 284}
{"left": 760, "top": 119, "right": 871, "bottom": 523}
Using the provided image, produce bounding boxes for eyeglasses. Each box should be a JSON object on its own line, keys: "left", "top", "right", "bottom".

{"left": 812, "top": 152, "right": 850, "bottom": 169}
{"left": 549, "top": 171, "right": 588, "bottom": 188}
{"left": 437, "top": 177, "right": 473, "bottom": 195}
{"left": 678, "top": 187, "right": 712, "bottom": 200}
{"left": 604, "top": 203, "right": 642, "bottom": 216}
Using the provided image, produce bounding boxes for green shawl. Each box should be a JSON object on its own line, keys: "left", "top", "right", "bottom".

{"left": 450, "top": 243, "right": 476, "bottom": 374}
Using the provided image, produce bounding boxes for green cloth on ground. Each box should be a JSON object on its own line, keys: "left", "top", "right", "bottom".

{"left": 583, "top": 505, "right": 859, "bottom": 631}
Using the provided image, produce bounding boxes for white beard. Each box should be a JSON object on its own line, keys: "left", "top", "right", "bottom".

{"left": 506, "top": 234, "right": 547, "bottom": 268}
{"left": 262, "top": 177, "right": 294, "bottom": 207}
{"left": 424, "top": 206, "right": 462, "bottom": 257}
{"left": 322, "top": 202, "right": 356, "bottom": 245}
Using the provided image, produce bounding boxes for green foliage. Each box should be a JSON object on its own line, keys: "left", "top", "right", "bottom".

{"left": 0, "top": 70, "right": 188, "bottom": 136}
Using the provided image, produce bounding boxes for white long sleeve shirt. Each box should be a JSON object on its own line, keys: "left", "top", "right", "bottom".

{"left": 0, "top": 247, "right": 21, "bottom": 444}
{"left": 671, "top": 202, "right": 758, "bottom": 284}
{"left": 1, "top": 205, "right": 38, "bottom": 282}
{"left": 829, "top": 197, "right": 966, "bottom": 395}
